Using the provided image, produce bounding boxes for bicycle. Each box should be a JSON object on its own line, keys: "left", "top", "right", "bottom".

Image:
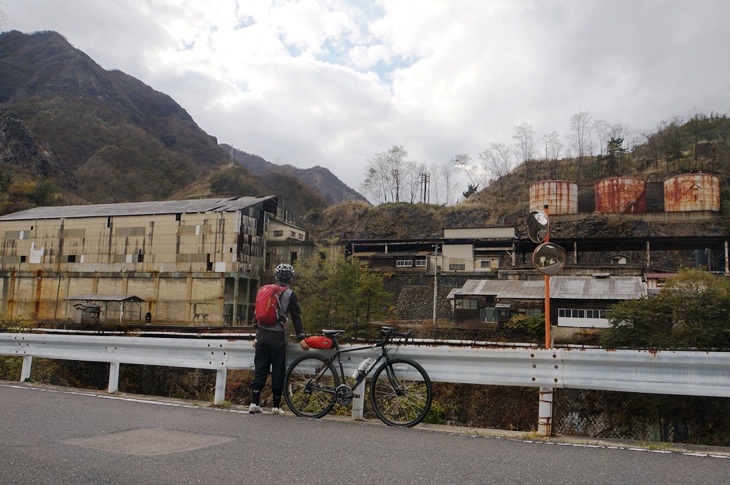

{"left": 283, "top": 326, "right": 433, "bottom": 427}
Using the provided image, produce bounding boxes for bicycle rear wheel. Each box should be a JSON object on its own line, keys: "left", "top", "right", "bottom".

{"left": 284, "top": 354, "right": 339, "bottom": 418}
{"left": 369, "top": 358, "right": 432, "bottom": 427}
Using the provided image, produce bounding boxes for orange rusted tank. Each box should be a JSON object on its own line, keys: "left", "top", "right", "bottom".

{"left": 529, "top": 180, "right": 578, "bottom": 214}
{"left": 594, "top": 177, "right": 647, "bottom": 213}
{"left": 663, "top": 173, "right": 720, "bottom": 212}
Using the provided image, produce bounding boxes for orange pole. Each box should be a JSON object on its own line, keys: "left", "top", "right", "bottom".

{"left": 544, "top": 205, "right": 551, "bottom": 348}
{"left": 544, "top": 275, "right": 551, "bottom": 348}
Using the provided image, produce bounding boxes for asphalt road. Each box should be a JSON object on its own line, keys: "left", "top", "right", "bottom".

{"left": 1, "top": 383, "right": 729, "bottom": 484}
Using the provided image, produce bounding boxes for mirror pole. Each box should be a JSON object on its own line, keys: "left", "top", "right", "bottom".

{"left": 543, "top": 204, "right": 551, "bottom": 348}
{"left": 433, "top": 244, "right": 438, "bottom": 327}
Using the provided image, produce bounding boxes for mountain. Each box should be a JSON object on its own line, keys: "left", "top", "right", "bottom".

{"left": 0, "top": 30, "right": 364, "bottom": 217}
{"left": 223, "top": 144, "right": 369, "bottom": 205}
{"left": 0, "top": 30, "right": 226, "bottom": 203}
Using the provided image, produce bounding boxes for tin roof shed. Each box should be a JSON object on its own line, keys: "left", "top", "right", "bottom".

{"left": 448, "top": 276, "right": 646, "bottom": 301}
{"left": 0, "top": 196, "right": 277, "bottom": 221}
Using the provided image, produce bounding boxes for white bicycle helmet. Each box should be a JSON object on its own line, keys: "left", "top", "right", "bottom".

{"left": 275, "top": 263, "right": 295, "bottom": 281}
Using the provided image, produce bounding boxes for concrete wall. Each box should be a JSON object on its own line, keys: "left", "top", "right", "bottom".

{"left": 0, "top": 203, "right": 281, "bottom": 325}
{"left": 0, "top": 270, "right": 259, "bottom": 325}
{"left": 442, "top": 244, "right": 474, "bottom": 272}
{"left": 0, "top": 210, "right": 265, "bottom": 274}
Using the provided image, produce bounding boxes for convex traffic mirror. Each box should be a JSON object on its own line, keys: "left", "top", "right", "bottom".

{"left": 526, "top": 210, "right": 549, "bottom": 243}
{"left": 532, "top": 242, "right": 567, "bottom": 276}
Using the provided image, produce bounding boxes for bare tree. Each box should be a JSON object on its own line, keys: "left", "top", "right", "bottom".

{"left": 429, "top": 162, "right": 443, "bottom": 204}
{"left": 478, "top": 143, "right": 514, "bottom": 197}
{"left": 592, "top": 119, "right": 611, "bottom": 156}
{"left": 360, "top": 145, "right": 409, "bottom": 204}
{"left": 361, "top": 152, "right": 389, "bottom": 204}
{"left": 387, "top": 145, "right": 408, "bottom": 202}
{"left": 451, "top": 154, "right": 478, "bottom": 197}
{"left": 542, "top": 131, "right": 562, "bottom": 179}
{"left": 476, "top": 149, "right": 495, "bottom": 188}
{"left": 513, "top": 122, "right": 535, "bottom": 185}
{"left": 567, "top": 111, "right": 592, "bottom": 182}
{"left": 439, "top": 162, "right": 458, "bottom": 205}
{"left": 404, "top": 161, "right": 427, "bottom": 203}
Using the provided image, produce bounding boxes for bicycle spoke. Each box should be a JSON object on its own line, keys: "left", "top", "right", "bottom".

{"left": 373, "top": 383, "right": 428, "bottom": 419}
{"left": 284, "top": 355, "right": 338, "bottom": 418}
{"left": 370, "top": 359, "right": 432, "bottom": 427}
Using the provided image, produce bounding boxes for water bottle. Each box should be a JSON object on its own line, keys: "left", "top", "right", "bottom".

{"left": 352, "top": 357, "right": 372, "bottom": 379}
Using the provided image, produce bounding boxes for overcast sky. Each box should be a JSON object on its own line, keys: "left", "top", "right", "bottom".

{"left": 2, "top": 0, "right": 729, "bottom": 201}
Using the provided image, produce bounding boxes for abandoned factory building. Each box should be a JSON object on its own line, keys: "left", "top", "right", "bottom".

{"left": 0, "top": 196, "right": 311, "bottom": 325}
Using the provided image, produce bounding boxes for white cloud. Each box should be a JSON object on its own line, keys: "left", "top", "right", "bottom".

{"left": 3, "top": 0, "right": 730, "bottom": 199}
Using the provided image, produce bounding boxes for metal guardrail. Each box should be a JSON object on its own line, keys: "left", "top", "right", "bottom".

{"left": 2, "top": 333, "right": 729, "bottom": 432}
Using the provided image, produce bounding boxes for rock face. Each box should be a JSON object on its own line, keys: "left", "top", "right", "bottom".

{"left": 0, "top": 105, "right": 77, "bottom": 188}
{"left": 0, "top": 30, "right": 365, "bottom": 213}
{"left": 0, "top": 30, "right": 227, "bottom": 203}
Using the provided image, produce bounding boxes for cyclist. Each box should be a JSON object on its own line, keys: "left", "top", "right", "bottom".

{"left": 250, "top": 263, "right": 309, "bottom": 414}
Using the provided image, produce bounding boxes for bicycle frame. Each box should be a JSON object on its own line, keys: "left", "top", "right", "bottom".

{"left": 287, "top": 327, "right": 432, "bottom": 426}
{"left": 305, "top": 334, "right": 401, "bottom": 397}
{"left": 332, "top": 341, "right": 388, "bottom": 391}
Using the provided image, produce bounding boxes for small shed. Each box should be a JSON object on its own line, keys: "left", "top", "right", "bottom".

{"left": 448, "top": 275, "right": 646, "bottom": 329}
{"left": 73, "top": 303, "right": 101, "bottom": 324}
{"left": 65, "top": 295, "right": 145, "bottom": 322}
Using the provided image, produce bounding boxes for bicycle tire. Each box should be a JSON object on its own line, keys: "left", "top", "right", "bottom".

{"left": 284, "top": 354, "right": 339, "bottom": 418}
{"left": 369, "top": 358, "right": 432, "bottom": 427}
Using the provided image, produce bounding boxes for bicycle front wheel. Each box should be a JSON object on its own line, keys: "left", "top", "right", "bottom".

{"left": 284, "top": 354, "right": 339, "bottom": 418}
{"left": 369, "top": 358, "right": 432, "bottom": 427}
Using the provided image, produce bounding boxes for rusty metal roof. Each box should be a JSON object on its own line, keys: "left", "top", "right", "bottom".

{"left": 550, "top": 276, "right": 645, "bottom": 300}
{"left": 447, "top": 279, "right": 545, "bottom": 300}
{"left": 448, "top": 276, "right": 645, "bottom": 300}
{"left": 66, "top": 295, "right": 145, "bottom": 303}
{"left": 0, "top": 196, "right": 277, "bottom": 221}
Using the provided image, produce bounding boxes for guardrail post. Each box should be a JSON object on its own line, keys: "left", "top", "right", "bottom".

{"left": 352, "top": 380, "right": 365, "bottom": 420}
{"left": 108, "top": 362, "right": 120, "bottom": 393}
{"left": 214, "top": 368, "right": 227, "bottom": 405}
{"left": 21, "top": 356, "right": 32, "bottom": 382}
{"left": 538, "top": 386, "right": 553, "bottom": 437}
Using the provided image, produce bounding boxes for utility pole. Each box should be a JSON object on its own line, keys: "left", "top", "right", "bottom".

{"left": 420, "top": 173, "right": 431, "bottom": 203}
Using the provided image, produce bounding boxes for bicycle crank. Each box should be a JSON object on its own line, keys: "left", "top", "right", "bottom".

{"left": 335, "top": 384, "right": 355, "bottom": 405}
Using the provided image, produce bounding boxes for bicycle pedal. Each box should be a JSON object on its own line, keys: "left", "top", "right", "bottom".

{"left": 353, "top": 394, "right": 360, "bottom": 398}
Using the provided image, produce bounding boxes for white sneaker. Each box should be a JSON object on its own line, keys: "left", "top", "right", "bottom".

{"left": 249, "top": 403, "right": 262, "bottom": 414}
{"left": 271, "top": 407, "right": 285, "bottom": 415}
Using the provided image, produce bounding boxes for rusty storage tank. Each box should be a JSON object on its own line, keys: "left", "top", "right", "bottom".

{"left": 663, "top": 173, "right": 720, "bottom": 212}
{"left": 529, "top": 180, "right": 578, "bottom": 214}
{"left": 594, "top": 177, "right": 647, "bottom": 213}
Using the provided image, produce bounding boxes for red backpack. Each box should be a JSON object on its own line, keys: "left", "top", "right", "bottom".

{"left": 254, "top": 284, "right": 287, "bottom": 325}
